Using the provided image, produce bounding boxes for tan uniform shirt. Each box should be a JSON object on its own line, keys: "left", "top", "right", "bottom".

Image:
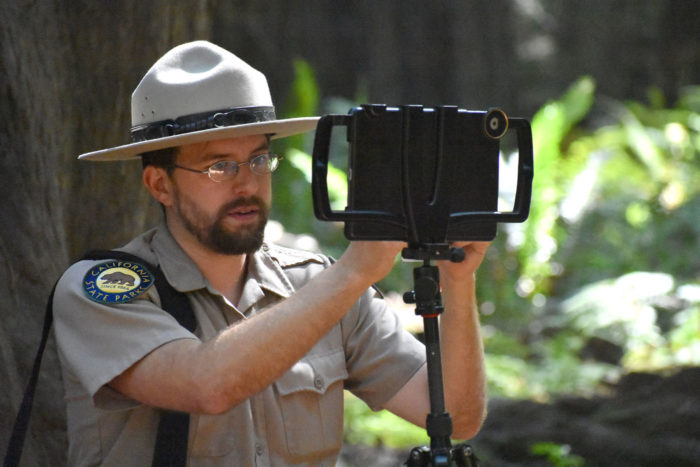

{"left": 54, "top": 224, "right": 426, "bottom": 466}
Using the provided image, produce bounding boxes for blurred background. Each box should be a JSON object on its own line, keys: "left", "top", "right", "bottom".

{"left": 1, "top": 1, "right": 698, "bottom": 465}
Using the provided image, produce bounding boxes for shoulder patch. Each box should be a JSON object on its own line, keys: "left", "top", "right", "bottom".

{"left": 82, "top": 260, "right": 154, "bottom": 304}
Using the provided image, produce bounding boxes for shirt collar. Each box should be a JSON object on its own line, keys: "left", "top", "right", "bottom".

{"left": 247, "top": 244, "right": 296, "bottom": 299}
{"left": 151, "top": 224, "right": 209, "bottom": 293}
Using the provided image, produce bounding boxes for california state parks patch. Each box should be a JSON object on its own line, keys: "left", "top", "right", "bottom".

{"left": 83, "top": 260, "right": 154, "bottom": 304}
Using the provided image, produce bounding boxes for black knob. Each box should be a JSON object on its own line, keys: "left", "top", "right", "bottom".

{"left": 403, "top": 291, "right": 416, "bottom": 304}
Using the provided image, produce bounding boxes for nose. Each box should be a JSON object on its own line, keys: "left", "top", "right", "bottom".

{"left": 229, "top": 163, "right": 265, "bottom": 196}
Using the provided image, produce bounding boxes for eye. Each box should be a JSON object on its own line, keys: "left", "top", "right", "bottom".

{"left": 250, "top": 153, "right": 270, "bottom": 171}
{"left": 209, "top": 161, "right": 238, "bottom": 177}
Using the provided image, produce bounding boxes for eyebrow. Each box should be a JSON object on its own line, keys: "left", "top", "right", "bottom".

{"left": 201, "top": 138, "right": 271, "bottom": 163}
{"left": 249, "top": 139, "right": 271, "bottom": 155}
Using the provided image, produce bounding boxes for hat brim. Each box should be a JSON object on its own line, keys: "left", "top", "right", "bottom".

{"left": 78, "top": 117, "right": 320, "bottom": 161}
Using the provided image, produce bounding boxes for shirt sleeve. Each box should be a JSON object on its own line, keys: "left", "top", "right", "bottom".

{"left": 341, "top": 288, "right": 426, "bottom": 411}
{"left": 53, "top": 260, "right": 199, "bottom": 408}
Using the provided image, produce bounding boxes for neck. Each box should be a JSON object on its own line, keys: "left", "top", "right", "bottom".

{"left": 166, "top": 218, "right": 249, "bottom": 305}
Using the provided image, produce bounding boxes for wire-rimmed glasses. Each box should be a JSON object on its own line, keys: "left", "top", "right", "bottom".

{"left": 171, "top": 153, "right": 282, "bottom": 182}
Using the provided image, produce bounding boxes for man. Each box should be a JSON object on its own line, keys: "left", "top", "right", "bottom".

{"left": 53, "top": 40, "right": 487, "bottom": 466}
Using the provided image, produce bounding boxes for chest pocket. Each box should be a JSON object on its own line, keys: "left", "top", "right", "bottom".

{"left": 275, "top": 349, "right": 349, "bottom": 457}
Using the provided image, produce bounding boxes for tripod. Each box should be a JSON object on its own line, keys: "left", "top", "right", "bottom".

{"left": 401, "top": 244, "right": 479, "bottom": 467}
{"left": 310, "top": 104, "right": 533, "bottom": 465}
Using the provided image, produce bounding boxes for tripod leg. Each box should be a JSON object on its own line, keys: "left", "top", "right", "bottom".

{"left": 423, "top": 316, "right": 453, "bottom": 451}
{"left": 404, "top": 261, "right": 481, "bottom": 466}
{"left": 452, "top": 444, "right": 479, "bottom": 467}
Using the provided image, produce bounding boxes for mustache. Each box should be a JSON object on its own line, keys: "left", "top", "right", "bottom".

{"left": 217, "top": 196, "right": 268, "bottom": 216}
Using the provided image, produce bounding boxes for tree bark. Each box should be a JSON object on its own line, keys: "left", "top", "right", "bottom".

{"left": 0, "top": 2, "right": 213, "bottom": 464}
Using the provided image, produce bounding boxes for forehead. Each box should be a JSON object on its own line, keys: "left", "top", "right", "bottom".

{"left": 176, "top": 134, "right": 270, "bottom": 164}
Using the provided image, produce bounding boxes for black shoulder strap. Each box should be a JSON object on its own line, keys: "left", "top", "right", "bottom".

{"left": 82, "top": 250, "right": 194, "bottom": 467}
{"left": 3, "top": 282, "right": 57, "bottom": 467}
{"left": 3, "top": 250, "right": 196, "bottom": 467}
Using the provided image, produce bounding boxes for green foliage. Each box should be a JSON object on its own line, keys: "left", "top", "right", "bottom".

{"left": 546, "top": 85, "right": 700, "bottom": 296}
{"left": 531, "top": 442, "right": 586, "bottom": 467}
{"left": 561, "top": 274, "right": 700, "bottom": 372}
{"left": 269, "top": 60, "right": 318, "bottom": 236}
{"left": 271, "top": 64, "right": 700, "bottom": 449}
{"left": 270, "top": 59, "right": 349, "bottom": 256}
{"left": 287, "top": 60, "right": 319, "bottom": 118}
{"left": 484, "top": 328, "right": 617, "bottom": 400}
{"left": 667, "top": 305, "right": 700, "bottom": 366}
{"left": 501, "top": 81, "right": 700, "bottom": 304}
{"left": 343, "top": 392, "right": 429, "bottom": 448}
{"left": 518, "top": 76, "right": 596, "bottom": 295}
{"left": 481, "top": 82, "right": 700, "bottom": 403}
{"left": 285, "top": 147, "right": 348, "bottom": 211}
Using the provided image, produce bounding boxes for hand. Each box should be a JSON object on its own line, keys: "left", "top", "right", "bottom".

{"left": 337, "top": 240, "right": 405, "bottom": 285}
{"left": 437, "top": 241, "right": 491, "bottom": 284}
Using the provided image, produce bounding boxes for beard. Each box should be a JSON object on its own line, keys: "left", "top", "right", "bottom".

{"left": 173, "top": 192, "right": 268, "bottom": 255}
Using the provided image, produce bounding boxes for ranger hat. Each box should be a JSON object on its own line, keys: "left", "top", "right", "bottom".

{"left": 78, "top": 40, "right": 319, "bottom": 161}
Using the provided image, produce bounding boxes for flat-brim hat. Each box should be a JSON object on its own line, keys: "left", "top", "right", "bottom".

{"left": 78, "top": 41, "right": 319, "bottom": 161}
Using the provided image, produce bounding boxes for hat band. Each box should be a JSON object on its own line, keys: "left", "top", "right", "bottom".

{"left": 130, "top": 106, "right": 276, "bottom": 142}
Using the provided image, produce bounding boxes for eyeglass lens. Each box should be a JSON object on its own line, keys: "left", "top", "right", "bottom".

{"left": 208, "top": 154, "right": 279, "bottom": 181}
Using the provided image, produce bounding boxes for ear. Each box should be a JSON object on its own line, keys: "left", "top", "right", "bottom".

{"left": 142, "top": 166, "right": 175, "bottom": 207}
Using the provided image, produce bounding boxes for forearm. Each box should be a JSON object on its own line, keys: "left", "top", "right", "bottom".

{"left": 112, "top": 258, "right": 372, "bottom": 414}
{"left": 198, "top": 259, "right": 372, "bottom": 411}
{"left": 439, "top": 273, "right": 487, "bottom": 438}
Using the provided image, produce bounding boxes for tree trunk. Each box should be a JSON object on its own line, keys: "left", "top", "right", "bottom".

{"left": 0, "top": 1, "right": 213, "bottom": 464}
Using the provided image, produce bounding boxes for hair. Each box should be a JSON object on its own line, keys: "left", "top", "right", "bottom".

{"left": 140, "top": 146, "right": 178, "bottom": 174}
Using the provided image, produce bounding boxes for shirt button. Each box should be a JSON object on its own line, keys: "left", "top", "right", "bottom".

{"left": 314, "top": 376, "right": 324, "bottom": 390}
{"left": 256, "top": 443, "right": 264, "bottom": 456}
